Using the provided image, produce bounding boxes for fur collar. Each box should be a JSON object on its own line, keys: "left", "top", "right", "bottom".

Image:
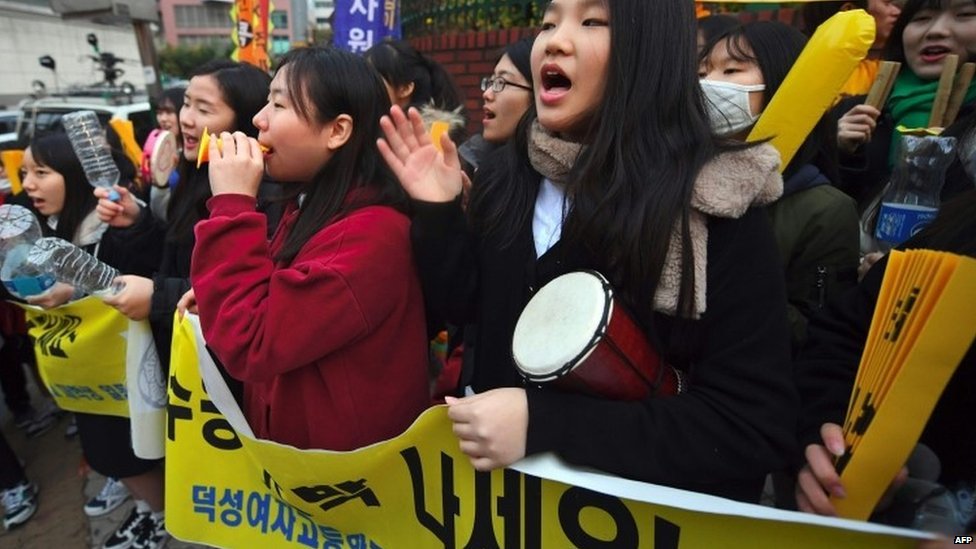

{"left": 417, "top": 104, "right": 466, "bottom": 136}
{"left": 655, "top": 143, "right": 782, "bottom": 318}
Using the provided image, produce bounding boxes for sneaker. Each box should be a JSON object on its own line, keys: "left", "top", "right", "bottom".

{"left": 18, "top": 402, "right": 60, "bottom": 438}
{"left": 103, "top": 507, "right": 150, "bottom": 549}
{"left": 85, "top": 477, "right": 130, "bottom": 517}
{"left": 132, "top": 513, "right": 168, "bottom": 549}
{"left": 12, "top": 407, "right": 35, "bottom": 429}
{"left": 1, "top": 480, "right": 38, "bottom": 530}
{"left": 23, "top": 413, "right": 57, "bottom": 438}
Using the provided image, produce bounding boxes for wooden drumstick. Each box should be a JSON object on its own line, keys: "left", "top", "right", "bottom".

{"left": 865, "top": 61, "right": 901, "bottom": 111}
{"left": 943, "top": 62, "right": 975, "bottom": 128}
{"left": 928, "top": 54, "right": 960, "bottom": 128}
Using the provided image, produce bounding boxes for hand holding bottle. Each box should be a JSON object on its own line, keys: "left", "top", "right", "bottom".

{"left": 95, "top": 185, "right": 141, "bottom": 228}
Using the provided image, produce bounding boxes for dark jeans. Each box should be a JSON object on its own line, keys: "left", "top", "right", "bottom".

{"left": 0, "top": 335, "right": 32, "bottom": 416}
{"left": 0, "top": 430, "right": 25, "bottom": 490}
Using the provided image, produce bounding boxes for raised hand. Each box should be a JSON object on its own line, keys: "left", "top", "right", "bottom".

{"left": 377, "top": 106, "right": 463, "bottom": 203}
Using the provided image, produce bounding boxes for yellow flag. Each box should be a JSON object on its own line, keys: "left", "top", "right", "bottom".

{"left": 17, "top": 297, "right": 130, "bottom": 417}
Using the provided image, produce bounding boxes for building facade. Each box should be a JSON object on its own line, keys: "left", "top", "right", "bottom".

{"left": 158, "top": 0, "right": 294, "bottom": 55}
{"left": 0, "top": 0, "right": 143, "bottom": 108}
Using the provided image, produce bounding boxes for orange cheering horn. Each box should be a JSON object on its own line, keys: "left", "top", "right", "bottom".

{"left": 196, "top": 129, "right": 270, "bottom": 168}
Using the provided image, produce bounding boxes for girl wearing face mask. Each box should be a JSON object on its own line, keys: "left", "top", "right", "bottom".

{"left": 700, "top": 21, "right": 860, "bottom": 353}
{"left": 835, "top": 0, "right": 976, "bottom": 211}
{"left": 19, "top": 131, "right": 166, "bottom": 549}
{"left": 184, "top": 47, "right": 429, "bottom": 451}
{"left": 96, "top": 61, "right": 274, "bottom": 395}
{"left": 380, "top": 0, "right": 796, "bottom": 502}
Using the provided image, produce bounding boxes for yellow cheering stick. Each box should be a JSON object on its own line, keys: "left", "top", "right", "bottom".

{"left": 429, "top": 120, "right": 450, "bottom": 152}
{"left": 0, "top": 150, "right": 24, "bottom": 195}
{"left": 108, "top": 118, "right": 142, "bottom": 173}
{"left": 196, "top": 129, "right": 271, "bottom": 168}
{"left": 748, "top": 9, "right": 874, "bottom": 171}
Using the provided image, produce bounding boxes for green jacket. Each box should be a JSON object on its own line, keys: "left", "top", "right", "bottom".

{"left": 767, "top": 165, "right": 860, "bottom": 353}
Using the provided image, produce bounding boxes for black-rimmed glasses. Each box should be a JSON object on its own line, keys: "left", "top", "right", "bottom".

{"left": 480, "top": 76, "right": 532, "bottom": 93}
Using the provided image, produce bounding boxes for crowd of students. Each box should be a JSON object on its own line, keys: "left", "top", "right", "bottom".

{"left": 0, "top": 0, "right": 974, "bottom": 545}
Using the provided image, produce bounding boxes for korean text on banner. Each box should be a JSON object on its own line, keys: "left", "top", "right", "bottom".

{"left": 166, "top": 314, "right": 932, "bottom": 548}
{"left": 16, "top": 296, "right": 129, "bottom": 416}
{"left": 333, "top": 0, "right": 400, "bottom": 53}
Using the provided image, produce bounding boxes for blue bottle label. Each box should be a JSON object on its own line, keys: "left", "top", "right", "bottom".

{"left": 875, "top": 202, "right": 938, "bottom": 246}
{"left": 2, "top": 273, "right": 57, "bottom": 299}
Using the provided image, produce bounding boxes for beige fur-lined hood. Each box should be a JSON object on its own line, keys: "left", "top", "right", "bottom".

{"left": 654, "top": 142, "right": 782, "bottom": 318}
{"left": 417, "top": 104, "right": 466, "bottom": 137}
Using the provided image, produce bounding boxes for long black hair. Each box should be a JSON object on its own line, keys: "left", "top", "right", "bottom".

{"left": 166, "top": 60, "right": 270, "bottom": 244}
{"left": 154, "top": 86, "right": 186, "bottom": 142}
{"left": 364, "top": 40, "right": 463, "bottom": 111}
{"left": 473, "top": 0, "right": 725, "bottom": 322}
{"left": 497, "top": 36, "right": 535, "bottom": 88}
{"left": 700, "top": 21, "right": 840, "bottom": 182}
{"left": 27, "top": 131, "right": 100, "bottom": 242}
{"left": 273, "top": 46, "right": 404, "bottom": 264}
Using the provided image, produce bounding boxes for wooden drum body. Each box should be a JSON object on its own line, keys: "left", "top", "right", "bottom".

{"left": 512, "top": 271, "right": 683, "bottom": 400}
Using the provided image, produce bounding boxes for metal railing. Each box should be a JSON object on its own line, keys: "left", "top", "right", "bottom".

{"left": 402, "top": 0, "right": 547, "bottom": 37}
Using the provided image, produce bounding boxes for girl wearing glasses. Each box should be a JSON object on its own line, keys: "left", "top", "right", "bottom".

{"left": 460, "top": 37, "right": 536, "bottom": 174}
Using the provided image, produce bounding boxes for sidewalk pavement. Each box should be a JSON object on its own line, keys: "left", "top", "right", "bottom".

{"left": 1, "top": 389, "right": 207, "bottom": 547}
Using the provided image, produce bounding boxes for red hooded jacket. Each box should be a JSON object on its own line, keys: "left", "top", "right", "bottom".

{"left": 191, "top": 193, "right": 430, "bottom": 450}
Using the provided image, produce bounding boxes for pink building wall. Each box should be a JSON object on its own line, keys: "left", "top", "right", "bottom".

{"left": 159, "top": 0, "right": 293, "bottom": 48}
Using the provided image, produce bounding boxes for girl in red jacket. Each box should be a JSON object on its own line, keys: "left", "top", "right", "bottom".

{"left": 186, "top": 47, "right": 431, "bottom": 451}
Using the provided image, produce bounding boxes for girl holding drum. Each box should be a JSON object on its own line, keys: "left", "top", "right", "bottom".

{"left": 380, "top": 0, "right": 797, "bottom": 502}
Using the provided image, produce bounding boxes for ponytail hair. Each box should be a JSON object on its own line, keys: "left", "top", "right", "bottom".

{"left": 364, "top": 40, "right": 463, "bottom": 111}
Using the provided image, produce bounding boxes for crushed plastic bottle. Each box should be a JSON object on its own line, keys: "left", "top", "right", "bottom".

{"left": 25, "top": 237, "right": 124, "bottom": 296}
{"left": 874, "top": 134, "right": 957, "bottom": 252}
{"left": 0, "top": 204, "right": 55, "bottom": 299}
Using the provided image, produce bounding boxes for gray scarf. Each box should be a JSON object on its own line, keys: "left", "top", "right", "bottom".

{"left": 527, "top": 119, "right": 584, "bottom": 185}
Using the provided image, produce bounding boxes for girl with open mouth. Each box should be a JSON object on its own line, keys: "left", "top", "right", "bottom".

{"left": 379, "top": 0, "right": 796, "bottom": 503}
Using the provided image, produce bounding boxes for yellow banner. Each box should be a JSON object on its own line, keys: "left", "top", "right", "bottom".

{"left": 167, "top": 315, "right": 930, "bottom": 548}
{"left": 17, "top": 297, "right": 129, "bottom": 416}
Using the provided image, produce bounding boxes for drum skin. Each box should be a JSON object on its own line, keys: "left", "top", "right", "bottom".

{"left": 513, "top": 270, "right": 682, "bottom": 401}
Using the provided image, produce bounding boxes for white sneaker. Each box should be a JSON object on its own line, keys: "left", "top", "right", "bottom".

{"left": 1, "top": 480, "right": 38, "bottom": 529}
{"left": 85, "top": 477, "right": 131, "bottom": 517}
{"left": 103, "top": 506, "right": 150, "bottom": 549}
{"left": 132, "top": 513, "right": 168, "bottom": 549}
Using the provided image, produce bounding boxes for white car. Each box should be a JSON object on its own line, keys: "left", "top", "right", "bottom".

{"left": 0, "top": 110, "right": 19, "bottom": 147}
{"left": 15, "top": 94, "right": 154, "bottom": 145}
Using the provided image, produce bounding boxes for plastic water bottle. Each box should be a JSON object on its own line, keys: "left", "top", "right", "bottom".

{"left": 25, "top": 237, "right": 124, "bottom": 296}
{"left": 61, "top": 110, "right": 121, "bottom": 201}
{"left": 0, "top": 204, "right": 55, "bottom": 299}
{"left": 874, "top": 134, "right": 957, "bottom": 252}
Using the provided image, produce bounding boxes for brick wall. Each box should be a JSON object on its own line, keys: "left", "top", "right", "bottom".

{"left": 409, "top": 28, "right": 537, "bottom": 135}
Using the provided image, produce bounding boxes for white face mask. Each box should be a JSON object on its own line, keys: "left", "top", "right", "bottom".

{"left": 700, "top": 79, "right": 765, "bottom": 137}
